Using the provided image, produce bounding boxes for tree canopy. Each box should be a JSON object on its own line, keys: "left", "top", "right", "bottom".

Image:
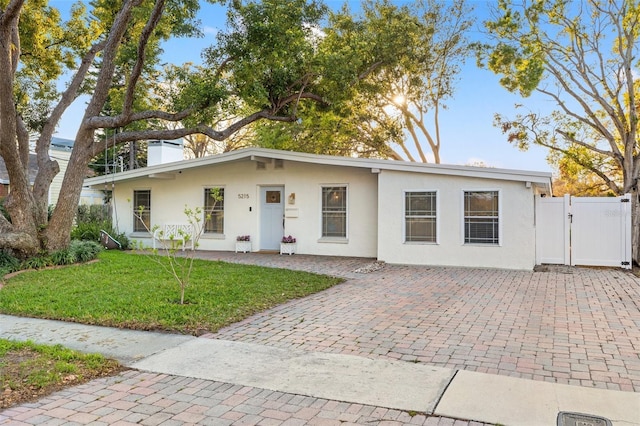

{"left": 2, "top": 0, "right": 470, "bottom": 257}
{"left": 479, "top": 0, "right": 639, "bottom": 197}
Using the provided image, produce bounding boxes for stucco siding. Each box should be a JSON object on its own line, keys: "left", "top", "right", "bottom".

{"left": 377, "top": 170, "right": 536, "bottom": 270}
{"left": 113, "top": 159, "right": 378, "bottom": 258}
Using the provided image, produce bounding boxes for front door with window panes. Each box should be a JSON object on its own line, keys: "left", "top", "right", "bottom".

{"left": 260, "top": 186, "right": 284, "bottom": 250}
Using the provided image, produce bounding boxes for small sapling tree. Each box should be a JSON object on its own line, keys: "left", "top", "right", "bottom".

{"left": 132, "top": 189, "right": 222, "bottom": 305}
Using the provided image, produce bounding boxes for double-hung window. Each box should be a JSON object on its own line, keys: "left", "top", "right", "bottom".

{"left": 204, "top": 187, "right": 224, "bottom": 234}
{"left": 321, "top": 186, "right": 347, "bottom": 238}
{"left": 464, "top": 190, "right": 499, "bottom": 244}
{"left": 405, "top": 191, "right": 437, "bottom": 243}
{"left": 133, "top": 190, "right": 151, "bottom": 232}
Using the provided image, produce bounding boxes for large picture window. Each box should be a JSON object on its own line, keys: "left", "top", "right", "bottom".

{"left": 464, "top": 191, "right": 499, "bottom": 244}
{"left": 405, "top": 191, "right": 437, "bottom": 242}
{"left": 133, "top": 190, "right": 151, "bottom": 232}
{"left": 204, "top": 187, "right": 224, "bottom": 234}
{"left": 322, "top": 186, "right": 347, "bottom": 238}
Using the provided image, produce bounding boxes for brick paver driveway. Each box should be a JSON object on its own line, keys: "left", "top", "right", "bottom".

{"left": 196, "top": 252, "right": 640, "bottom": 393}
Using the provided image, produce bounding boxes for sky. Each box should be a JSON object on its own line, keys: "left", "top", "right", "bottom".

{"left": 52, "top": 0, "right": 555, "bottom": 174}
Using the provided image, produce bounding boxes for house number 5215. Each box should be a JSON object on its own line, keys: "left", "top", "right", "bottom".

{"left": 237, "top": 193, "right": 250, "bottom": 199}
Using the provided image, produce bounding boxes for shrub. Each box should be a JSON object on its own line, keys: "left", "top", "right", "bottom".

{"left": 69, "top": 240, "right": 102, "bottom": 262}
{"left": 50, "top": 248, "right": 77, "bottom": 266}
{"left": 20, "top": 255, "right": 52, "bottom": 270}
{"left": 72, "top": 204, "right": 129, "bottom": 250}
{"left": 76, "top": 205, "right": 110, "bottom": 224}
{"left": 71, "top": 222, "right": 106, "bottom": 242}
{"left": 112, "top": 232, "right": 130, "bottom": 250}
{"left": 0, "top": 251, "right": 20, "bottom": 276}
{"left": 48, "top": 241, "right": 102, "bottom": 267}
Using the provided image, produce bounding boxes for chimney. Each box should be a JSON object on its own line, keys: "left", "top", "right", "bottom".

{"left": 147, "top": 139, "right": 184, "bottom": 166}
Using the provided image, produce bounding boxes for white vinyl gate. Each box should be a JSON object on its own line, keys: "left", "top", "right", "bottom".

{"left": 535, "top": 194, "right": 632, "bottom": 269}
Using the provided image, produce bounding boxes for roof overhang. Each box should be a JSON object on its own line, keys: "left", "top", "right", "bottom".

{"left": 83, "top": 147, "right": 553, "bottom": 194}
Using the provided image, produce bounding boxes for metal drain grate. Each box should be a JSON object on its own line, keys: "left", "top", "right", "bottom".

{"left": 557, "top": 412, "right": 612, "bottom": 426}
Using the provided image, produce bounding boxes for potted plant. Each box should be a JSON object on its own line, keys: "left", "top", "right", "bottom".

{"left": 235, "top": 235, "right": 251, "bottom": 253}
{"left": 280, "top": 235, "right": 297, "bottom": 255}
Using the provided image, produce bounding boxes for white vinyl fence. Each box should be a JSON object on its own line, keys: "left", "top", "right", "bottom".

{"left": 535, "top": 194, "right": 632, "bottom": 269}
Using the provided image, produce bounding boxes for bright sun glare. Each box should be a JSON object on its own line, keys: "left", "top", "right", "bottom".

{"left": 392, "top": 94, "right": 406, "bottom": 105}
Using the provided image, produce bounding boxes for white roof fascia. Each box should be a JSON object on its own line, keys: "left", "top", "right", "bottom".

{"left": 83, "top": 147, "right": 552, "bottom": 188}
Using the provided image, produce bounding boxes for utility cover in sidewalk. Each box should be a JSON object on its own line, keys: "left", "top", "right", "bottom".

{"left": 557, "top": 411, "right": 612, "bottom": 426}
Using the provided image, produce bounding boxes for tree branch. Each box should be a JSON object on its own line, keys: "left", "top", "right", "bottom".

{"left": 0, "top": 0, "right": 25, "bottom": 27}
{"left": 81, "top": 0, "right": 144, "bottom": 122}
{"left": 122, "top": 0, "right": 166, "bottom": 116}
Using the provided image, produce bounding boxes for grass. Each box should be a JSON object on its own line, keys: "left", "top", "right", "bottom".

{"left": 0, "top": 250, "right": 343, "bottom": 335}
{"left": 0, "top": 339, "right": 123, "bottom": 408}
{"left": 0, "top": 250, "right": 342, "bottom": 408}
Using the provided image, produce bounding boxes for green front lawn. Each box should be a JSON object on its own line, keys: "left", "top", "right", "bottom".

{"left": 0, "top": 251, "right": 343, "bottom": 335}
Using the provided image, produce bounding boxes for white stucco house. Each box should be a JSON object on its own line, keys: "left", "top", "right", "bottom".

{"left": 83, "top": 146, "right": 552, "bottom": 270}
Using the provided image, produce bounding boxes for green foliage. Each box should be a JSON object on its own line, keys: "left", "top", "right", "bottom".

{"left": 479, "top": 0, "right": 640, "bottom": 195}
{"left": 0, "top": 251, "right": 343, "bottom": 335}
{"left": 243, "top": 0, "right": 473, "bottom": 162}
{"left": 71, "top": 204, "right": 129, "bottom": 249}
{"left": 71, "top": 222, "right": 106, "bottom": 242}
{"left": 112, "top": 232, "right": 130, "bottom": 250}
{"left": 13, "top": 0, "right": 101, "bottom": 131}
{"left": 15, "top": 241, "right": 101, "bottom": 271}
{"left": 50, "top": 240, "right": 103, "bottom": 266}
{"left": 0, "top": 251, "right": 20, "bottom": 276}
{"left": 19, "top": 255, "right": 52, "bottom": 271}
{"left": 209, "top": 0, "right": 328, "bottom": 110}
{"left": 50, "top": 248, "right": 78, "bottom": 267}
{"left": 76, "top": 205, "right": 110, "bottom": 224}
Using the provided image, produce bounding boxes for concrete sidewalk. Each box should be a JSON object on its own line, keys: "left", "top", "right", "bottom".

{"left": 1, "top": 315, "right": 638, "bottom": 425}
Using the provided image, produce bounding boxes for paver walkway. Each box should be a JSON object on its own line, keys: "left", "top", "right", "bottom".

{"left": 1, "top": 371, "right": 491, "bottom": 426}
{"left": 195, "top": 252, "right": 640, "bottom": 392}
{"left": 2, "top": 251, "right": 639, "bottom": 425}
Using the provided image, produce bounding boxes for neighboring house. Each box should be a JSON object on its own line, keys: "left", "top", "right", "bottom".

{"left": 83, "top": 147, "right": 552, "bottom": 270}
{"left": 0, "top": 137, "right": 104, "bottom": 206}
{"left": 0, "top": 153, "right": 39, "bottom": 200}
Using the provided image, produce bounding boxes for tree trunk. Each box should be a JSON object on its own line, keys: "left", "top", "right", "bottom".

{"left": 43, "top": 133, "right": 95, "bottom": 252}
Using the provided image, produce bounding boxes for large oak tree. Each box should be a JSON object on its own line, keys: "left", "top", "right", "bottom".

{"left": 0, "top": 0, "right": 422, "bottom": 258}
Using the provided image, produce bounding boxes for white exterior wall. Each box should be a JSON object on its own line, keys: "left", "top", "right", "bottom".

{"left": 377, "top": 170, "right": 536, "bottom": 270}
{"left": 113, "top": 159, "right": 378, "bottom": 258}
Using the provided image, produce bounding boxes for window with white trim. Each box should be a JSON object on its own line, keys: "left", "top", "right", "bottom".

{"left": 464, "top": 190, "right": 499, "bottom": 244}
{"left": 405, "top": 191, "right": 437, "bottom": 242}
{"left": 204, "top": 187, "right": 224, "bottom": 234}
{"left": 321, "top": 186, "right": 347, "bottom": 238}
{"left": 133, "top": 190, "right": 151, "bottom": 232}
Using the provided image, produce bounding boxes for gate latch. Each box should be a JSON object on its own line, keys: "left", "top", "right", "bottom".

{"left": 567, "top": 212, "right": 573, "bottom": 223}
